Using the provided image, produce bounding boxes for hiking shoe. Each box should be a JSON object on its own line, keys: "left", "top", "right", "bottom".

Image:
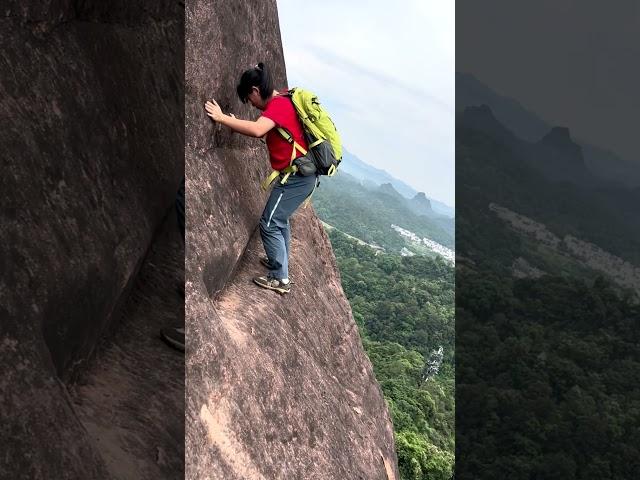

{"left": 259, "top": 257, "right": 295, "bottom": 283}
{"left": 259, "top": 256, "right": 273, "bottom": 269}
{"left": 160, "top": 326, "right": 185, "bottom": 352}
{"left": 253, "top": 275, "right": 291, "bottom": 294}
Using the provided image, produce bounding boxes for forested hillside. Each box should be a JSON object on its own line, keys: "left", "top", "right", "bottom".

{"left": 313, "top": 172, "right": 454, "bottom": 253}
{"left": 328, "top": 229, "right": 455, "bottom": 479}
{"left": 456, "top": 108, "right": 640, "bottom": 479}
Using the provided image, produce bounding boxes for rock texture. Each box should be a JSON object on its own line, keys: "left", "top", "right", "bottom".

{"left": 185, "top": 1, "right": 399, "bottom": 478}
{"left": 1, "top": 3, "right": 184, "bottom": 479}
{"left": 1, "top": 0, "right": 184, "bottom": 380}
{"left": 71, "top": 212, "right": 186, "bottom": 480}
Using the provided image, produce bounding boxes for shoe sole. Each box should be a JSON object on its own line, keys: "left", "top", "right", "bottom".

{"left": 160, "top": 333, "right": 185, "bottom": 352}
{"left": 253, "top": 278, "right": 290, "bottom": 294}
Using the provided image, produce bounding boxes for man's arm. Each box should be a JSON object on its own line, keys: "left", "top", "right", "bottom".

{"left": 216, "top": 114, "right": 275, "bottom": 137}
{"left": 205, "top": 100, "right": 275, "bottom": 137}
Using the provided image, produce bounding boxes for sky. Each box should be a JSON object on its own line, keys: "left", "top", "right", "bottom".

{"left": 275, "top": 0, "right": 455, "bottom": 206}
{"left": 457, "top": 0, "right": 639, "bottom": 163}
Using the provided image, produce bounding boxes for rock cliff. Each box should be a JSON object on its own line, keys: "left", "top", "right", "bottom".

{"left": 1, "top": 2, "right": 184, "bottom": 478}
{"left": 185, "top": 1, "right": 399, "bottom": 479}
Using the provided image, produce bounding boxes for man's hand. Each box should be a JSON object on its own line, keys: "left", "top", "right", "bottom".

{"left": 205, "top": 99, "right": 225, "bottom": 122}
{"left": 203, "top": 99, "right": 274, "bottom": 137}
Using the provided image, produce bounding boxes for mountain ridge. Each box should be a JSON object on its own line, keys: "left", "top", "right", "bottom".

{"left": 340, "top": 148, "right": 455, "bottom": 218}
{"left": 313, "top": 171, "right": 454, "bottom": 252}
{"left": 456, "top": 71, "right": 640, "bottom": 187}
{"left": 457, "top": 104, "right": 640, "bottom": 269}
{"left": 458, "top": 105, "right": 597, "bottom": 186}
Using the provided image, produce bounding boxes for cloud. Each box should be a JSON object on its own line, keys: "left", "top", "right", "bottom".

{"left": 306, "top": 47, "right": 454, "bottom": 113}
{"left": 276, "top": 0, "right": 455, "bottom": 205}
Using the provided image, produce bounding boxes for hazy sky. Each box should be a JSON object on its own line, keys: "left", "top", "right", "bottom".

{"left": 457, "top": 0, "right": 639, "bottom": 162}
{"left": 275, "top": 0, "right": 455, "bottom": 206}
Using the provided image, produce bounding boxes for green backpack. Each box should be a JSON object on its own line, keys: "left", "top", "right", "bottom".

{"left": 262, "top": 88, "right": 342, "bottom": 190}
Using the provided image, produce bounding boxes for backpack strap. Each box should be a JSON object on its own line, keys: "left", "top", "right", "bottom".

{"left": 260, "top": 164, "right": 298, "bottom": 191}
{"left": 260, "top": 127, "right": 309, "bottom": 191}
{"left": 277, "top": 127, "right": 308, "bottom": 158}
{"left": 261, "top": 170, "right": 282, "bottom": 190}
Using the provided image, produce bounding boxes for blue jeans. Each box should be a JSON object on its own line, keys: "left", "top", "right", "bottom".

{"left": 260, "top": 173, "right": 317, "bottom": 280}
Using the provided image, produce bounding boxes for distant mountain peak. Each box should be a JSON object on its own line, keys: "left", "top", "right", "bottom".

{"left": 541, "top": 126, "right": 571, "bottom": 142}
{"left": 459, "top": 105, "right": 517, "bottom": 143}
{"left": 457, "top": 72, "right": 640, "bottom": 186}
{"left": 338, "top": 148, "right": 455, "bottom": 218}
{"left": 461, "top": 105, "right": 504, "bottom": 128}
{"left": 537, "top": 126, "right": 584, "bottom": 166}
{"left": 456, "top": 73, "right": 551, "bottom": 142}
{"left": 408, "top": 192, "right": 435, "bottom": 218}
{"left": 412, "top": 192, "right": 432, "bottom": 209}
{"left": 462, "top": 104, "right": 495, "bottom": 121}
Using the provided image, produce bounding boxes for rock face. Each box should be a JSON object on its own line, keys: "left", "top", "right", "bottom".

{"left": 185, "top": 1, "right": 399, "bottom": 478}
{"left": 1, "top": 3, "right": 184, "bottom": 479}
{"left": 2, "top": 0, "right": 184, "bottom": 380}
{"left": 410, "top": 192, "right": 435, "bottom": 217}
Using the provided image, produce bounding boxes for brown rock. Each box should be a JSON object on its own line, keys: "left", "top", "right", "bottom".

{"left": 1, "top": 2, "right": 184, "bottom": 478}
{"left": 185, "top": 1, "right": 399, "bottom": 478}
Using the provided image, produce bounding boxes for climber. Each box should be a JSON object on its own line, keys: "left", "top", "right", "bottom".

{"left": 205, "top": 62, "right": 316, "bottom": 294}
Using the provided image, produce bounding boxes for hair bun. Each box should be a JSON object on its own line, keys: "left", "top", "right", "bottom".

{"left": 256, "top": 62, "right": 264, "bottom": 71}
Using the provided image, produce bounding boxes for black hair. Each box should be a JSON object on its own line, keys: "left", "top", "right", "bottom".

{"left": 236, "top": 62, "right": 273, "bottom": 103}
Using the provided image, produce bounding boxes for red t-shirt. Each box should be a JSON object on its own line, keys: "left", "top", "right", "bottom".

{"left": 261, "top": 93, "right": 308, "bottom": 171}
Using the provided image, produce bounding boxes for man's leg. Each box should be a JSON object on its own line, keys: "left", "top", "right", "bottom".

{"left": 283, "top": 218, "right": 290, "bottom": 258}
{"left": 259, "top": 187, "right": 288, "bottom": 279}
{"left": 260, "top": 217, "right": 289, "bottom": 272}
{"left": 279, "top": 219, "right": 290, "bottom": 279}
{"left": 254, "top": 174, "right": 316, "bottom": 292}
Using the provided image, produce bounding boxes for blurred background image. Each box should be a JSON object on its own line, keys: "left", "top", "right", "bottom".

{"left": 456, "top": 1, "right": 640, "bottom": 478}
